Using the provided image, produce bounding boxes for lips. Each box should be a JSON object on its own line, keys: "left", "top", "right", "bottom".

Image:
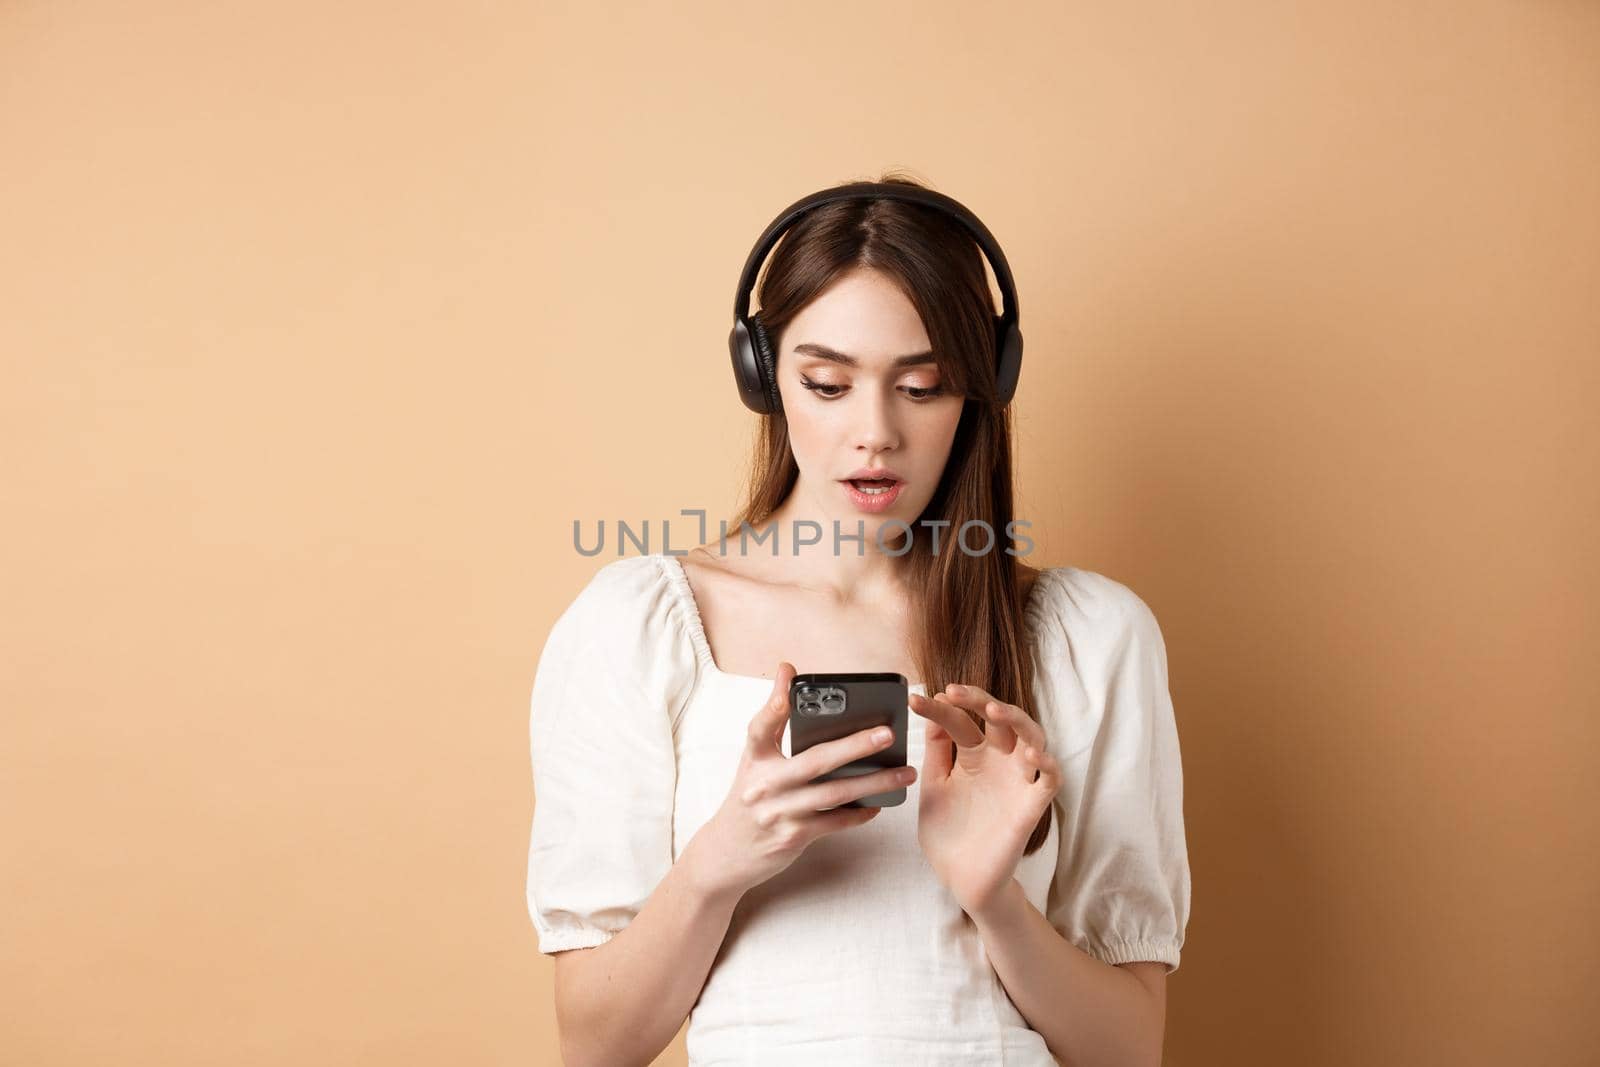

{"left": 841, "top": 477, "right": 905, "bottom": 512}
{"left": 841, "top": 467, "right": 903, "bottom": 483}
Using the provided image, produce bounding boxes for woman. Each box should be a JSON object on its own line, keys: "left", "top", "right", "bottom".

{"left": 526, "top": 173, "right": 1191, "bottom": 1065}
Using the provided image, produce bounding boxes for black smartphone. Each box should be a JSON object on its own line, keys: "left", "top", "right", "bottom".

{"left": 787, "top": 672, "right": 910, "bottom": 808}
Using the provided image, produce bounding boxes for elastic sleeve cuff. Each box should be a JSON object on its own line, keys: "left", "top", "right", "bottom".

{"left": 1079, "top": 935, "right": 1183, "bottom": 975}
{"left": 535, "top": 924, "right": 617, "bottom": 956}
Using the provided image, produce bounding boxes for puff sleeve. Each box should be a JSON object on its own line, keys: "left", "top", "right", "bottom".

{"left": 525, "top": 555, "right": 699, "bottom": 955}
{"left": 1033, "top": 569, "right": 1192, "bottom": 975}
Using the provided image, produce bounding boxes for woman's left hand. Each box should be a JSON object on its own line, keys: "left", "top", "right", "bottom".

{"left": 908, "top": 684, "right": 1061, "bottom": 916}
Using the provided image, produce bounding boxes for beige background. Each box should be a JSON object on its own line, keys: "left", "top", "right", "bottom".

{"left": 3, "top": 1, "right": 1596, "bottom": 1064}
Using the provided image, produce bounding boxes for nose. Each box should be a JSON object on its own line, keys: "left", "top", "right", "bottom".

{"left": 853, "top": 383, "right": 900, "bottom": 455}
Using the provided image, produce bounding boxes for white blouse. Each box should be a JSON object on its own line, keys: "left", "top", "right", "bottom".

{"left": 526, "top": 552, "right": 1190, "bottom": 1065}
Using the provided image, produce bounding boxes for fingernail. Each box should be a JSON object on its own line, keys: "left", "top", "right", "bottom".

{"left": 873, "top": 727, "right": 892, "bottom": 743}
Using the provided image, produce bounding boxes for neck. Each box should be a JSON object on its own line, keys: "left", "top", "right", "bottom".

{"left": 750, "top": 480, "right": 913, "bottom": 604}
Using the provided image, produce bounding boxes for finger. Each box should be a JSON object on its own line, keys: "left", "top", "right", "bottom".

{"left": 908, "top": 692, "right": 985, "bottom": 748}
{"left": 783, "top": 763, "right": 917, "bottom": 815}
{"left": 1019, "top": 741, "right": 1062, "bottom": 795}
{"left": 942, "top": 685, "right": 1046, "bottom": 756}
{"left": 922, "top": 717, "right": 954, "bottom": 781}
{"left": 780, "top": 722, "right": 897, "bottom": 787}
{"left": 939, "top": 684, "right": 1014, "bottom": 753}
{"left": 919, "top": 691, "right": 993, "bottom": 774}
{"left": 941, "top": 683, "right": 1015, "bottom": 753}
{"left": 983, "top": 707, "right": 1018, "bottom": 755}
{"left": 746, "top": 661, "right": 797, "bottom": 759}
{"left": 981, "top": 699, "right": 1047, "bottom": 755}
{"left": 939, "top": 683, "right": 1001, "bottom": 713}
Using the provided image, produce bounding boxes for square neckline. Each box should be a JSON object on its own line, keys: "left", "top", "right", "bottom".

{"left": 658, "top": 553, "right": 1053, "bottom": 690}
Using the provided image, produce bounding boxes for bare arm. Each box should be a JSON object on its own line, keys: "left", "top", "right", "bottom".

{"left": 548, "top": 662, "right": 914, "bottom": 1066}
{"left": 551, "top": 836, "right": 741, "bottom": 1067}
{"left": 969, "top": 877, "right": 1167, "bottom": 1067}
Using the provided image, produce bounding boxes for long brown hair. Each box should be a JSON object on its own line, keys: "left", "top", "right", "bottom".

{"left": 724, "top": 170, "right": 1050, "bottom": 856}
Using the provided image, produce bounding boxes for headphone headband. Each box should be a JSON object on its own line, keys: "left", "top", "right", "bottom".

{"left": 732, "top": 182, "right": 1020, "bottom": 326}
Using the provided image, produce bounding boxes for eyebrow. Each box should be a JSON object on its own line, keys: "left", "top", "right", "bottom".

{"left": 793, "top": 343, "right": 936, "bottom": 368}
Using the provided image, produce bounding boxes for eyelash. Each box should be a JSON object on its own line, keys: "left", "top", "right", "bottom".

{"left": 799, "top": 375, "right": 946, "bottom": 401}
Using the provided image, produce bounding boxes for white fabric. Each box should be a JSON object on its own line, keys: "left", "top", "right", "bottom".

{"left": 526, "top": 552, "right": 1190, "bottom": 1065}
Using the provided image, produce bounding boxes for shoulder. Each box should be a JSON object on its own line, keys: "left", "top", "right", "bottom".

{"left": 574, "top": 552, "right": 670, "bottom": 601}
{"left": 538, "top": 554, "right": 702, "bottom": 718}
{"left": 1025, "top": 566, "right": 1169, "bottom": 750}
{"left": 675, "top": 544, "right": 736, "bottom": 595}
{"left": 563, "top": 550, "right": 675, "bottom": 607}
{"left": 550, "top": 554, "right": 686, "bottom": 648}
{"left": 1025, "top": 564, "right": 1162, "bottom": 640}
{"left": 679, "top": 542, "right": 776, "bottom": 594}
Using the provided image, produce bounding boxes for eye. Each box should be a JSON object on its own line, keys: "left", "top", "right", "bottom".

{"left": 799, "top": 375, "right": 845, "bottom": 398}
{"left": 799, "top": 376, "right": 947, "bottom": 402}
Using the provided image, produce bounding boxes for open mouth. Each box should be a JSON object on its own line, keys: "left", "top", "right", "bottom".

{"left": 847, "top": 478, "right": 899, "bottom": 495}
{"left": 840, "top": 477, "right": 905, "bottom": 511}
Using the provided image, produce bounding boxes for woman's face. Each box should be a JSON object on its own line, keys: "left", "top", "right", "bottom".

{"left": 774, "top": 267, "right": 965, "bottom": 535}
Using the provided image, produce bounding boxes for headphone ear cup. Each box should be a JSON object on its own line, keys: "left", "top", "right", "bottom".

{"left": 751, "top": 313, "right": 783, "bottom": 414}
{"left": 994, "top": 319, "right": 1023, "bottom": 405}
{"left": 728, "top": 318, "right": 767, "bottom": 413}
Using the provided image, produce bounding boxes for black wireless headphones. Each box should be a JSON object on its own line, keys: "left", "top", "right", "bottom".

{"left": 728, "top": 181, "right": 1023, "bottom": 414}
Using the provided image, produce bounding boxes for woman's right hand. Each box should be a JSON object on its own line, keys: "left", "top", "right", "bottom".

{"left": 686, "top": 661, "right": 916, "bottom": 902}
